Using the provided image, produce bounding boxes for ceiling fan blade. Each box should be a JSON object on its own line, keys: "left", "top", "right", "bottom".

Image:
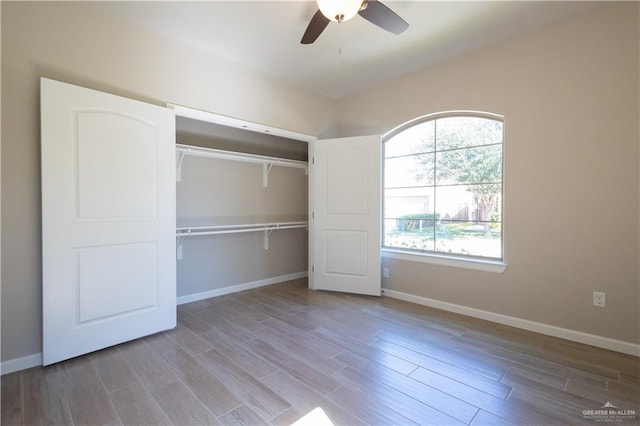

{"left": 301, "top": 9, "right": 331, "bottom": 44}
{"left": 358, "top": 0, "right": 409, "bottom": 35}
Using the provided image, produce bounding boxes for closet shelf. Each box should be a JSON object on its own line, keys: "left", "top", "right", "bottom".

{"left": 176, "top": 143, "right": 308, "bottom": 186}
{"left": 176, "top": 216, "right": 308, "bottom": 258}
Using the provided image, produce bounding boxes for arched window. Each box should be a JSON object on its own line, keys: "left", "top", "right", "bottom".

{"left": 383, "top": 112, "right": 504, "bottom": 261}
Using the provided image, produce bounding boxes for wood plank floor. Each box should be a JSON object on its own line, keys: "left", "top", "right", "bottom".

{"left": 2, "top": 279, "right": 639, "bottom": 425}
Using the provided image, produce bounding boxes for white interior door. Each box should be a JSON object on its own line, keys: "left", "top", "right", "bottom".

{"left": 312, "top": 135, "right": 381, "bottom": 296}
{"left": 41, "top": 78, "right": 176, "bottom": 365}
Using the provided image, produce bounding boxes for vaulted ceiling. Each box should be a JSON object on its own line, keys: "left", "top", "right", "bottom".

{"left": 97, "top": 1, "right": 611, "bottom": 98}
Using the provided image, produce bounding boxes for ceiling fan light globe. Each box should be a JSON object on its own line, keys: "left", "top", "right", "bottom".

{"left": 317, "top": 0, "right": 362, "bottom": 23}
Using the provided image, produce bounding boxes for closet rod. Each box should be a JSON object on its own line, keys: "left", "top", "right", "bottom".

{"left": 176, "top": 223, "right": 307, "bottom": 237}
{"left": 176, "top": 144, "right": 308, "bottom": 170}
{"left": 177, "top": 221, "right": 308, "bottom": 232}
{"left": 175, "top": 223, "right": 307, "bottom": 258}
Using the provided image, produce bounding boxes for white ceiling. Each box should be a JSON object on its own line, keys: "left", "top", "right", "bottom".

{"left": 96, "top": 1, "right": 611, "bottom": 98}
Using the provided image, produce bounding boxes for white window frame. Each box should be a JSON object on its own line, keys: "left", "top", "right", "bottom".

{"left": 382, "top": 111, "right": 507, "bottom": 273}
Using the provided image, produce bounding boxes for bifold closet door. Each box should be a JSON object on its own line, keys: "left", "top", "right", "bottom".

{"left": 41, "top": 78, "right": 176, "bottom": 365}
{"left": 312, "top": 135, "right": 381, "bottom": 296}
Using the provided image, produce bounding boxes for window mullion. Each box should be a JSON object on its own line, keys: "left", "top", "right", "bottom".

{"left": 433, "top": 120, "right": 438, "bottom": 249}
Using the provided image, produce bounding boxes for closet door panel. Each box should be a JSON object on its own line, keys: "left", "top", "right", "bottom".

{"left": 75, "top": 111, "right": 157, "bottom": 219}
{"left": 312, "top": 135, "right": 381, "bottom": 296}
{"left": 41, "top": 78, "right": 176, "bottom": 365}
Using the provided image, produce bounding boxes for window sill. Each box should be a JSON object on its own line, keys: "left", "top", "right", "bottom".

{"left": 381, "top": 248, "right": 507, "bottom": 273}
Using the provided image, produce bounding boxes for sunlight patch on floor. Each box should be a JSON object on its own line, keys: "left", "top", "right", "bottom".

{"left": 292, "top": 407, "right": 335, "bottom": 426}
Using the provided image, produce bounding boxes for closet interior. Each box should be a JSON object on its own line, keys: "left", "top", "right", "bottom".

{"left": 174, "top": 111, "right": 312, "bottom": 302}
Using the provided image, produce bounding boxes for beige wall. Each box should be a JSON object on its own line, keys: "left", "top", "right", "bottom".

{"left": 339, "top": 3, "right": 639, "bottom": 344}
{"left": 1, "top": 2, "right": 336, "bottom": 362}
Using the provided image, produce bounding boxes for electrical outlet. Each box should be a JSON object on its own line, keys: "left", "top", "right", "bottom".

{"left": 593, "top": 291, "right": 606, "bottom": 308}
{"left": 383, "top": 267, "right": 389, "bottom": 279}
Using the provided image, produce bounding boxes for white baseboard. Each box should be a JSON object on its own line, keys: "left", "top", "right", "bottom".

{"left": 176, "top": 271, "right": 308, "bottom": 305}
{"left": 1, "top": 352, "right": 42, "bottom": 375}
{"left": 1, "top": 272, "right": 307, "bottom": 375}
{"left": 382, "top": 288, "right": 640, "bottom": 357}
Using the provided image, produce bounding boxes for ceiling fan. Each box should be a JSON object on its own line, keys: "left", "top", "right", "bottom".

{"left": 301, "top": 0, "right": 409, "bottom": 44}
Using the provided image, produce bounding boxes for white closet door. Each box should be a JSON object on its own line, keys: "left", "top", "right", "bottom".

{"left": 312, "top": 135, "right": 381, "bottom": 296}
{"left": 41, "top": 78, "right": 176, "bottom": 365}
